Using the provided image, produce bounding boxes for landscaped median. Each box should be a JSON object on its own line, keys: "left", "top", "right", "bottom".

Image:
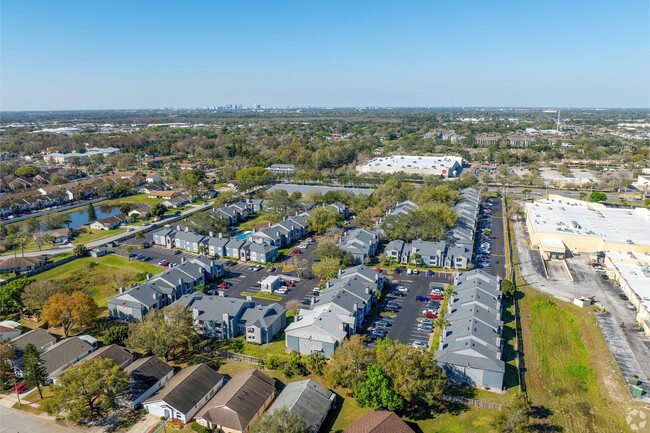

{"left": 240, "top": 291, "right": 282, "bottom": 302}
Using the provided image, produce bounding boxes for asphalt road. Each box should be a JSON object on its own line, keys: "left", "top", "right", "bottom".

{"left": 0, "top": 406, "right": 84, "bottom": 433}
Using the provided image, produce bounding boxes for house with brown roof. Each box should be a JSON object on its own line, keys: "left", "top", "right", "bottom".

{"left": 143, "top": 364, "right": 224, "bottom": 424}
{"left": 90, "top": 213, "right": 133, "bottom": 230}
{"left": 148, "top": 190, "right": 178, "bottom": 199}
{"left": 0, "top": 256, "right": 47, "bottom": 274}
{"left": 343, "top": 410, "right": 415, "bottom": 433}
{"left": 195, "top": 369, "right": 276, "bottom": 433}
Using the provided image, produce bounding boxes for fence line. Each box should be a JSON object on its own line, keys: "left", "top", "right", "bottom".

{"left": 441, "top": 394, "right": 502, "bottom": 410}
{"left": 201, "top": 347, "right": 263, "bottom": 365}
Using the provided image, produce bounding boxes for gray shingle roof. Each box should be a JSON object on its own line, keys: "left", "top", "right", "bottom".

{"left": 269, "top": 379, "right": 334, "bottom": 432}
{"left": 10, "top": 328, "right": 56, "bottom": 359}
{"left": 144, "top": 364, "right": 223, "bottom": 415}
{"left": 40, "top": 337, "right": 92, "bottom": 375}
{"left": 120, "top": 356, "right": 174, "bottom": 403}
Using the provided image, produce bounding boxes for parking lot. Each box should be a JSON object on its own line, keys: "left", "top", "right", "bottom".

{"left": 475, "top": 198, "right": 506, "bottom": 279}
{"left": 366, "top": 272, "right": 453, "bottom": 349}
{"left": 114, "top": 232, "right": 321, "bottom": 308}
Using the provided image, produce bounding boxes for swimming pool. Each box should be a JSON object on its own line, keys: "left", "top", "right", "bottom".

{"left": 235, "top": 231, "right": 252, "bottom": 241}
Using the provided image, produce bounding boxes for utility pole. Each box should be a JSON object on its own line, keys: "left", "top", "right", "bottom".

{"left": 13, "top": 377, "right": 21, "bottom": 407}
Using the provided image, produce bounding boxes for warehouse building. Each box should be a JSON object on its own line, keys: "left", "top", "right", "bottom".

{"left": 603, "top": 251, "right": 650, "bottom": 336}
{"left": 356, "top": 155, "right": 463, "bottom": 178}
{"left": 525, "top": 196, "right": 650, "bottom": 255}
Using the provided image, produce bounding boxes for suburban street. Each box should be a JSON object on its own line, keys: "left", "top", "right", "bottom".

{"left": 0, "top": 406, "right": 85, "bottom": 433}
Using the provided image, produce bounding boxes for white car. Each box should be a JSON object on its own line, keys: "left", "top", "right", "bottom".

{"left": 397, "top": 286, "right": 409, "bottom": 293}
{"left": 413, "top": 341, "right": 428, "bottom": 349}
{"left": 274, "top": 288, "right": 288, "bottom": 294}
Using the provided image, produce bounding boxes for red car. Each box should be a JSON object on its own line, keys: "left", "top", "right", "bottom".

{"left": 430, "top": 295, "right": 443, "bottom": 300}
{"left": 292, "top": 249, "right": 301, "bottom": 254}
{"left": 424, "top": 312, "right": 436, "bottom": 319}
{"left": 217, "top": 283, "right": 228, "bottom": 289}
{"left": 284, "top": 281, "right": 295, "bottom": 287}
{"left": 14, "top": 382, "right": 26, "bottom": 394}
{"left": 375, "top": 267, "right": 382, "bottom": 273}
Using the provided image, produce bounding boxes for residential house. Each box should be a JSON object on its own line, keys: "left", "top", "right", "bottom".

{"left": 207, "top": 236, "right": 229, "bottom": 257}
{"left": 9, "top": 328, "right": 57, "bottom": 369}
{"left": 143, "top": 364, "right": 224, "bottom": 424}
{"left": 90, "top": 245, "right": 108, "bottom": 258}
{"left": 0, "top": 322, "right": 21, "bottom": 341}
{"left": 386, "top": 200, "right": 418, "bottom": 217}
{"left": 128, "top": 204, "right": 152, "bottom": 218}
{"left": 0, "top": 256, "right": 47, "bottom": 274}
{"left": 90, "top": 213, "right": 133, "bottom": 230}
{"left": 117, "top": 356, "right": 175, "bottom": 409}
{"left": 195, "top": 369, "right": 276, "bottom": 433}
{"left": 148, "top": 190, "right": 178, "bottom": 199}
{"left": 343, "top": 410, "right": 415, "bottom": 433}
{"left": 319, "top": 277, "right": 374, "bottom": 325}
{"left": 267, "top": 379, "right": 335, "bottom": 433}
{"left": 37, "top": 228, "right": 71, "bottom": 244}
{"left": 163, "top": 195, "right": 192, "bottom": 209}
{"left": 240, "top": 303, "right": 286, "bottom": 344}
{"left": 38, "top": 337, "right": 94, "bottom": 380}
{"left": 81, "top": 344, "right": 135, "bottom": 369}
{"left": 385, "top": 240, "right": 407, "bottom": 263}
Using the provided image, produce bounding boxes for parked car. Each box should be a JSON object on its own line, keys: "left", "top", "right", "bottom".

{"left": 375, "top": 319, "right": 391, "bottom": 327}
{"left": 292, "top": 249, "right": 302, "bottom": 254}
{"left": 375, "top": 267, "right": 382, "bottom": 273}
{"left": 415, "top": 295, "right": 428, "bottom": 302}
{"left": 217, "top": 283, "right": 228, "bottom": 289}
{"left": 284, "top": 281, "right": 295, "bottom": 287}
{"left": 619, "top": 294, "right": 628, "bottom": 300}
{"left": 601, "top": 274, "right": 609, "bottom": 280}
{"left": 274, "top": 288, "right": 288, "bottom": 294}
{"left": 423, "top": 312, "right": 436, "bottom": 319}
{"left": 392, "top": 291, "right": 406, "bottom": 297}
{"left": 427, "top": 270, "right": 434, "bottom": 276}
{"left": 13, "top": 382, "right": 27, "bottom": 394}
{"left": 141, "top": 242, "right": 151, "bottom": 248}
{"left": 267, "top": 266, "right": 276, "bottom": 272}
{"left": 412, "top": 341, "right": 427, "bottom": 349}
{"left": 396, "top": 286, "right": 409, "bottom": 293}
{"left": 384, "top": 306, "right": 399, "bottom": 313}
{"left": 301, "top": 298, "right": 312, "bottom": 306}
{"left": 386, "top": 302, "right": 401, "bottom": 309}
{"left": 430, "top": 295, "right": 443, "bottom": 300}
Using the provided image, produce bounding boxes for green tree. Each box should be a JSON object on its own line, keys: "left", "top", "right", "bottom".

{"left": 103, "top": 326, "right": 129, "bottom": 345}
{"left": 305, "top": 207, "right": 343, "bottom": 234}
{"left": 125, "top": 245, "right": 133, "bottom": 261}
{"left": 14, "top": 166, "right": 39, "bottom": 177}
{"left": 306, "top": 351, "right": 327, "bottom": 375}
{"left": 41, "top": 358, "right": 129, "bottom": 421}
{"left": 0, "top": 343, "right": 16, "bottom": 380}
{"left": 249, "top": 406, "right": 310, "bottom": 433}
{"left": 0, "top": 277, "right": 34, "bottom": 315}
{"left": 134, "top": 231, "right": 144, "bottom": 241}
{"left": 578, "top": 191, "right": 586, "bottom": 201}
{"left": 355, "top": 364, "right": 404, "bottom": 411}
{"left": 323, "top": 335, "right": 374, "bottom": 390}
{"left": 22, "top": 343, "right": 48, "bottom": 399}
{"left": 312, "top": 257, "right": 342, "bottom": 281}
{"left": 41, "top": 292, "right": 99, "bottom": 338}
{"left": 589, "top": 191, "right": 607, "bottom": 203}
{"left": 126, "top": 303, "right": 199, "bottom": 361}
{"left": 87, "top": 202, "right": 97, "bottom": 222}
{"left": 72, "top": 245, "right": 88, "bottom": 257}
{"left": 150, "top": 203, "right": 167, "bottom": 217}
{"left": 312, "top": 240, "right": 354, "bottom": 265}
{"left": 10, "top": 232, "right": 31, "bottom": 257}
{"left": 501, "top": 279, "right": 516, "bottom": 299}
{"left": 119, "top": 204, "right": 131, "bottom": 215}
{"left": 41, "top": 213, "right": 71, "bottom": 230}
{"left": 492, "top": 392, "right": 533, "bottom": 433}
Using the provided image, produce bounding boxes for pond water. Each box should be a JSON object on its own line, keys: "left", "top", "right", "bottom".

{"left": 57, "top": 204, "right": 122, "bottom": 229}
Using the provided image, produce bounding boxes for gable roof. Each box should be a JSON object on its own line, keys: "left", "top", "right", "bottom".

{"left": 144, "top": 364, "right": 223, "bottom": 415}
{"left": 0, "top": 256, "right": 46, "bottom": 270}
{"left": 120, "top": 356, "right": 174, "bottom": 402}
{"left": 10, "top": 328, "right": 56, "bottom": 358}
{"left": 82, "top": 344, "right": 134, "bottom": 366}
{"left": 195, "top": 369, "right": 275, "bottom": 431}
{"left": 40, "top": 337, "right": 92, "bottom": 375}
{"left": 343, "top": 410, "right": 415, "bottom": 433}
{"left": 268, "top": 379, "right": 334, "bottom": 432}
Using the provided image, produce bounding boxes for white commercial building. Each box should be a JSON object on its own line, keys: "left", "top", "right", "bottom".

{"left": 525, "top": 196, "right": 650, "bottom": 255}
{"left": 603, "top": 251, "right": 650, "bottom": 336}
{"left": 44, "top": 147, "right": 120, "bottom": 164}
{"left": 356, "top": 155, "right": 463, "bottom": 178}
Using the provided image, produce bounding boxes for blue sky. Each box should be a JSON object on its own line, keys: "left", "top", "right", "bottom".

{"left": 1, "top": 0, "right": 648, "bottom": 110}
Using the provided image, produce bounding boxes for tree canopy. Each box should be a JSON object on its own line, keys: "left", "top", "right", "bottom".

{"left": 41, "top": 292, "right": 98, "bottom": 338}
{"left": 381, "top": 203, "right": 457, "bottom": 242}
{"left": 305, "top": 207, "right": 344, "bottom": 234}
{"left": 249, "top": 406, "right": 310, "bottom": 433}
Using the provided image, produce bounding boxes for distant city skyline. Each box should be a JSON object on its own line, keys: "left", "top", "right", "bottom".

{"left": 1, "top": 0, "right": 648, "bottom": 111}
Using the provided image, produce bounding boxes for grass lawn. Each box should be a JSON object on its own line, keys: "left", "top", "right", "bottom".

{"left": 32, "top": 255, "right": 163, "bottom": 313}
{"left": 508, "top": 219, "right": 636, "bottom": 432}
{"left": 12, "top": 402, "right": 42, "bottom": 415}
{"left": 240, "top": 291, "right": 282, "bottom": 302}
{"left": 23, "top": 385, "right": 54, "bottom": 403}
{"left": 235, "top": 213, "right": 281, "bottom": 232}
{"left": 71, "top": 227, "right": 126, "bottom": 245}
{"left": 206, "top": 335, "right": 287, "bottom": 360}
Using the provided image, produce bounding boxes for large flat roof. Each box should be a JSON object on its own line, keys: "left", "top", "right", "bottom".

{"left": 267, "top": 184, "right": 374, "bottom": 197}
{"left": 606, "top": 251, "right": 650, "bottom": 313}
{"left": 357, "top": 155, "right": 462, "bottom": 170}
{"left": 525, "top": 199, "right": 650, "bottom": 247}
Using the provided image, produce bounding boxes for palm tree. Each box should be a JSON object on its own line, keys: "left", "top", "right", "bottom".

{"left": 134, "top": 231, "right": 144, "bottom": 241}
{"left": 197, "top": 244, "right": 207, "bottom": 256}
{"left": 410, "top": 253, "right": 420, "bottom": 271}
{"left": 443, "top": 285, "right": 456, "bottom": 299}
{"left": 434, "top": 316, "right": 449, "bottom": 334}
{"left": 125, "top": 245, "right": 133, "bottom": 261}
